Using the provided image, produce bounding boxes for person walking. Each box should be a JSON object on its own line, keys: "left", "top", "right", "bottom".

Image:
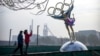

{"left": 13, "top": 30, "right": 23, "bottom": 55}
{"left": 24, "top": 29, "right": 32, "bottom": 54}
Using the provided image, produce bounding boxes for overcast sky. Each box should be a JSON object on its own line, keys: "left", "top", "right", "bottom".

{"left": 0, "top": 0, "right": 100, "bottom": 41}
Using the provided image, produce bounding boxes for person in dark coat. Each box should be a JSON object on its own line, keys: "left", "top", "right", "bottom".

{"left": 13, "top": 30, "right": 23, "bottom": 55}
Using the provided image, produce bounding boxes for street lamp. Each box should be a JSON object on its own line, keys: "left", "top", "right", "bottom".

{"left": 9, "top": 29, "right": 12, "bottom": 46}
{"left": 37, "top": 25, "right": 40, "bottom": 46}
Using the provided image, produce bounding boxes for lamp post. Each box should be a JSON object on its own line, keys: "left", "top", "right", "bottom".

{"left": 37, "top": 25, "right": 40, "bottom": 46}
{"left": 9, "top": 29, "right": 12, "bottom": 46}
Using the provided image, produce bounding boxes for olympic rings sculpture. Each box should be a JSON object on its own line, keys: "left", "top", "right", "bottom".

{"left": 47, "top": 0, "right": 74, "bottom": 16}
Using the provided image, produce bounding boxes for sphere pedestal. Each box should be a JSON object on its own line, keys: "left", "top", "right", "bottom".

{"left": 60, "top": 41, "right": 88, "bottom": 52}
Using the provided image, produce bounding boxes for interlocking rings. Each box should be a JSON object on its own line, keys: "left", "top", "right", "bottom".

{"left": 47, "top": 0, "right": 73, "bottom": 16}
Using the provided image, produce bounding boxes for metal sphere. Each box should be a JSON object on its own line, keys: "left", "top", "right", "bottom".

{"left": 60, "top": 41, "right": 88, "bottom": 52}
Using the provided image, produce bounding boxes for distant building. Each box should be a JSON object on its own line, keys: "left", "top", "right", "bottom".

{"left": 43, "top": 24, "right": 48, "bottom": 37}
{"left": 99, "top": 32, "right": 100, "bottom": 39}
{"left": 75, "top": 30, "right": 100, "bottom": 46}
{"left": 77, "top": 30, "right": 99, "bottom": 37}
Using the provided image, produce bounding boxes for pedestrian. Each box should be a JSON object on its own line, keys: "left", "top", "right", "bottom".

{"left": 24, "top": 29, "right": 32, "bottom": 54}
{"left": 13, "top": 30, "right": 23, "bottom": 55}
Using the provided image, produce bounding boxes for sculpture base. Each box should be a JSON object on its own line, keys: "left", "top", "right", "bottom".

{"left": 60, "top": 41, "right": 88, "bottom": 52}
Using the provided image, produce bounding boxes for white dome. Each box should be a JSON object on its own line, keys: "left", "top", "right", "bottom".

{"left": 60, "top": 41, "right": 88, "bottom": 52}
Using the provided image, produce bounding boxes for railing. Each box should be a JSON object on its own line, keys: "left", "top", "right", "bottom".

{"left": 7, "top": 50, "right": 100, "bottom": 56}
